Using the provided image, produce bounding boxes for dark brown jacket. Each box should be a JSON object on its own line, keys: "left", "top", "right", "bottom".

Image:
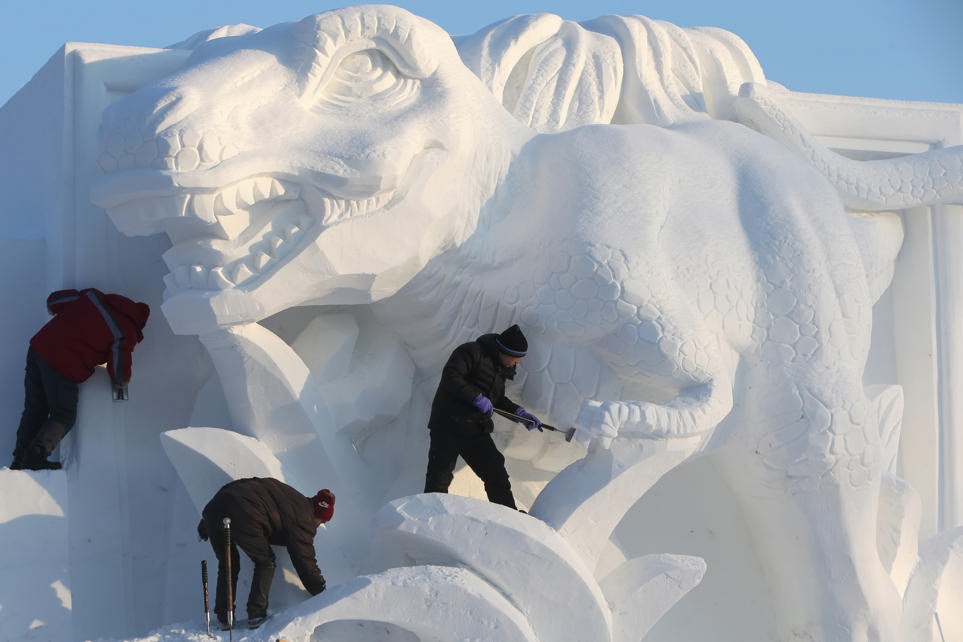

{"left": 200, "top": 477, "right": 326, "bottom": 595}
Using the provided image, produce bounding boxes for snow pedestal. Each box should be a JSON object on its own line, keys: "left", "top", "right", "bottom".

{"left": 59, "top": 373, "right": 136, "bottom": 640}
{"left": 0, "top": 468, "right": 70, "bottom": 641}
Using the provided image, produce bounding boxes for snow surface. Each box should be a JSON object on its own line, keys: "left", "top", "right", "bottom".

{"left": 1, "top": 4, "right": 963, "bottom": 642}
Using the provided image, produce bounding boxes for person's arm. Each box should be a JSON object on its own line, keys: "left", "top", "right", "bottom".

{"left": 106, "top": 332, "right": 137, "bottom": 386}
{"left": 436, "top": 345, "right": 483, "bottom": 406}
{"left": 287, "top": 527, "right": 326, "bottom": 595}
{"left": 495, "top": 384, "right": 543, "bottom": 430}
{"left": 494, "top": 395, "right": 521, "bottom": 414}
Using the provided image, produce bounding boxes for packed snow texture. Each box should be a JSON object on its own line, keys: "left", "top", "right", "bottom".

{"left": 2, "top": 4, "right": 963, "bottom": 642}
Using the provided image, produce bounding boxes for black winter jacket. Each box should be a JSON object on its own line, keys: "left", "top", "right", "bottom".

{"left": 428, "top": 333, "right": 522, "bottom": 436}
{"left": 199, "top": 477, "right": 326, "bottom": 595}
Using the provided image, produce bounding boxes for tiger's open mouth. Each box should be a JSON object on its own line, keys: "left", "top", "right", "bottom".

{"left": 93, "top": 172, "right": 397, "bottom": 296}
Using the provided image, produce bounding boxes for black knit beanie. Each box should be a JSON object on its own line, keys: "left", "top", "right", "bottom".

{"left": 495, "top": 324, "right": 528, "bottom": 357}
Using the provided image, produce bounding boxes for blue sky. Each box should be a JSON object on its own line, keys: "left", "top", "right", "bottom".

{"left": 2, "top": 0, "right": 961, "bottom": 107}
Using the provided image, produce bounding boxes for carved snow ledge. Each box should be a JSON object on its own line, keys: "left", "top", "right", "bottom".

{"left": 374, "top": 493, "right": 614, "bottom": 641}
{"left": 600, "top": 553, "right": 707, "bottom": 642}
{"left": 532, "top": 437, "right": 702, "bottom": 571}
{"left": 776, "top": 90, "right": 963, "bottom": 149}
{"left": 272, "top": 565, "right": 539, "bottom": 641}
{"left": 901, "top": 527, "right": 963, "bottom": 641}
{"left": 159, "top": 426, "right": 284, "bottom": 511}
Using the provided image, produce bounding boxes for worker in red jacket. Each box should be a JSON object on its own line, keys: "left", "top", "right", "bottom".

{"left": 11, "top": 288, "right": 150, "bottom": 470}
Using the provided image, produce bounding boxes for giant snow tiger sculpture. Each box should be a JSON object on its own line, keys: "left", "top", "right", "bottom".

{"left": 91, "top": 5, "right": 963, "bottom": 642}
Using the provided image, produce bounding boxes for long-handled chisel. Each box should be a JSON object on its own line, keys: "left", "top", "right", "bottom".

{"left": 493, "top": 407, "right": 576, "bottom": 442}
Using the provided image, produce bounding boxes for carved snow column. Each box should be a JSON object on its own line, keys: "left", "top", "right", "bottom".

{"left": 933, "top": 202, "right": 963, "bottom": 531}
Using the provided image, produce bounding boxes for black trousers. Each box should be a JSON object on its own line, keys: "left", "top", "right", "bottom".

{"left": 14, "top": 347, "right": 78, "bottom": 461}
{"left": 424, "top": 428, "right": 516, "bottom": 509}
{"left": 204, "top": 514, "right": 277, "bottom": 622}
{"left": 203, "top": 514, "right": 276, "bottom": 621}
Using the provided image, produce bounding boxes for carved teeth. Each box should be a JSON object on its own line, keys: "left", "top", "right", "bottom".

{"left": 282, "top": 223, "right": 300, "bottom": 239}
{"left": 213, "top": 210, "right": 251, "bottom": 241}
{"left": 158, "top": 176, "right": 397, "bottom": 294}
{"left": 208, "top": 266, "right": 233, "bottom": 290}
{"left": 175, "top": 195, "right": 190, "bottom": 217}
{"left": 236, "top": 181, "right": 255, "bottom": 208}
{"left": 252, "top": 252, "right": 271, "bottom": 270}
{"left": 213, "top": 192, "right": 232, "bottom": 217}
{"left": 163, "top": 220, "right": 305, "bottom": 293}
{"left": 190, "top": 194, "right": 218, "bottom": 223}
{"left": 176, "top": 178, "right": 301, "bottom": 228}
{"left": 233, "top": 262, "right": 254, "bottom": 284}
{"left": 189, "top": 265, "right": 208, "bottom": 288}
{"left": 253, "top": 177, "right": 273, "bottom": 201}
{"left": 173, "top": 265, "right": 191, "bottom": 288}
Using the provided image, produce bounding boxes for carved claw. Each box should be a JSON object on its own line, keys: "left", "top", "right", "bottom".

{"left": 575, "top": 383, "right": 732, "bottom": 446}
{"left": 574, "top": 400, "right": 622, "bottom": 448}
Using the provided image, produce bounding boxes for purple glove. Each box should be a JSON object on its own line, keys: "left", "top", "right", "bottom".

{"left": 516, "top": 407, "right": 543, "bottom": 431}
{"left": 472, "top": 393, "right": 494, "bottom": 415}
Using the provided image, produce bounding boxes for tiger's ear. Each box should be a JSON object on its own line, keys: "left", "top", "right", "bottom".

{"left": 294, "top": 5, "right": 443, "bottom": 106}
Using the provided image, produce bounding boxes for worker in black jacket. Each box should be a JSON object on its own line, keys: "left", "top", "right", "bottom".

{"left": 197, "top": 477, "right": 334, "bottom": 630}
{"left": 424, "top": 324, "right": 542, "bottom": 509}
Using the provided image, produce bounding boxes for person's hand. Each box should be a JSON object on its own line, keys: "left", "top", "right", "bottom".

{"left": 516, "top": 407, "right": 542, "bottom": 431}
{"left": 311, "top": 575, "right": 326, "bottom": 596}
{"left": 472, "top": 393, "right": 493, "bottom": 415}
{"left": 112, "top": 381, "right": 129, "bottom": 401}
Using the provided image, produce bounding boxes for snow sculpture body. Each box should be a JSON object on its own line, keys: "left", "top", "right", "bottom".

{"left": 90, "top": 5, "right": 963, "bottom": 641}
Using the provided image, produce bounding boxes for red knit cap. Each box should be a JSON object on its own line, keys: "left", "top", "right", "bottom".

{"left": 313, "top": 489, "right": 335, "bottom": 522}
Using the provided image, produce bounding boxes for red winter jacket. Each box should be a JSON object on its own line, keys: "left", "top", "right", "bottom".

{"left": 30, "top": 289, "right": 150, "bottom": 384}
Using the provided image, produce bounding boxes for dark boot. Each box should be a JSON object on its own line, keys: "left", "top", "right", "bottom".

{"left": 10, "top": 451, "right": 26, "bottom": 470}
{"left": 25, "top": 445, "right": 61, "bottom": 471}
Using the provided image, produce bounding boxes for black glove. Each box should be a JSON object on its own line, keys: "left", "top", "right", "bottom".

{"left": 112, "top": 381, "right": 129, "bottom": 401}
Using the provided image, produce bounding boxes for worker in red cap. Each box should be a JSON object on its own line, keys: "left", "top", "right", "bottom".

{"left": 197, "top": 477, "right": 334, "bottom": 630}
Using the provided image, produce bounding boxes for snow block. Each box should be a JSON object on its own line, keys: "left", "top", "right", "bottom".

{"left": 374, "top": 493, "right": 613, "bottom": 642}
{"left": 600, "top": 553, "right": 707, "bottom": 642}
{"left": 160, "top": 427, "right": 284, "bottom": 512}
{"left": 318, "top": 329, "right": 414, "bottom": 439}
{"left": 291, "top": 312, "right": 359, "bottom": 383}
{"left": 532, "top": 438, "right": 697, "bottom": 570}
{"left": 272, "top": 566, "right": 538, "bottom": 641}
{"left": 0, "top": 468, "right": 70, "bottom": 642}
{"left": 902, "top": 527, "right": 963, "bottom": 642}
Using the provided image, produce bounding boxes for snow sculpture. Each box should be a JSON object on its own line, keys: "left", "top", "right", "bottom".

{"left": 43, "top": 3, "right": 959, "bottom": 641}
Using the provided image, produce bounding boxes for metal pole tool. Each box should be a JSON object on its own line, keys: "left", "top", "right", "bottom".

{"left": 223, "top": 517, "right": 234, "bottom": 640}
{"left": 493, "top": 407, "right": 577, "bottom": 442}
